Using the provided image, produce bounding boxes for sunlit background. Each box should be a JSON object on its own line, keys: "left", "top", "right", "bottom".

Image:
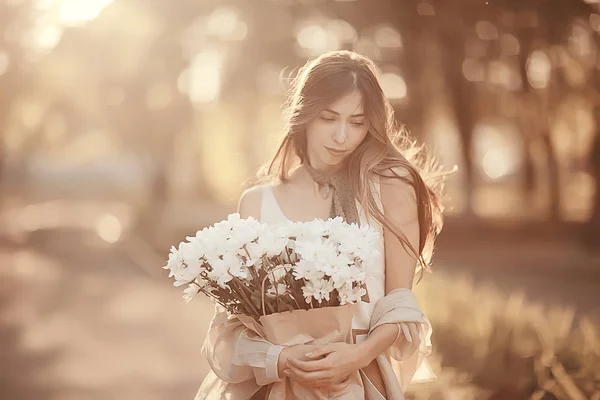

{"left": 1, "top": 0, "right": 600, "bottom": 399}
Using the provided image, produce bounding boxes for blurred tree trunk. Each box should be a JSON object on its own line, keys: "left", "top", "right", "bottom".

{"left": 534, "top": 0, "right": 596, "bottom": 222}
{"left": 516, "top": 23, "right": 538, "bottom": 205}
{"left": 585, "top": 130, "right": 600, "bottom": 250}
{"left": 515, "top": 7, "right": 562, "bottom": 221}
{"left": 392, "top": 1, "right": 427, "bottom": 135}
{"left": 436, "top": 2, "right": 477, "bottom": 216}
{"left": 445, "top": 64, "right": 477, "bottom": 216}
{"left": 584, "top": 34, "right": 600, "bottom": 251}
{"left": 0, "top": 1, "right": 33, "bottom": 198}
{"left": 542, "top": 128, "right": 561, "bottom": 220}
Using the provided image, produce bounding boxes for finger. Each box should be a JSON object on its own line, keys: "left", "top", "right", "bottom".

{"left": 405, "top": 322, "right": 421, "bottom": 353}
{"left": 331, "top": 373, "right": 351, "bottom": 385}
{"left": 288, "top": 366, "right": 334, "bottom": 389}
{"left": 288, "top": 356, "right": 332, "bottom": 372}
{"left": 305, "top": 344, "right": 336, "bottom": 359}
{"left": 283, "top": 364, "right": 306, "bottom": 382}
{"left": 328, "top": 376, "right": 351, "bottom": 394}
{"left": 285, "top": 363, "right": 325, "bottom": 384}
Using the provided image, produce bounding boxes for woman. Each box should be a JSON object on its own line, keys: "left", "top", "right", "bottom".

{"left": 196, "top": 50, "right": 445, "bottom": 399}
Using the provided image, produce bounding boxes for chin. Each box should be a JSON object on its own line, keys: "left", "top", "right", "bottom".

{"left": 322, "top": 155, "right": 348, "bottom": 170}
{"left": 308, "top": 148, "right": 347, "bottom": 171}
{"left": 320, "top": 151, "right": 342, "bottom": 164}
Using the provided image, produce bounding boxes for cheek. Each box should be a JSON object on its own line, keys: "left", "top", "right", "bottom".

{"left": 348, "top": 127, "right": 369, "bottom": 150}
{"left": 305, "top": 120, "right": 330, "bottom": 144}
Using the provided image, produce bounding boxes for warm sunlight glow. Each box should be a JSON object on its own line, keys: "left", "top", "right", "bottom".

{"left": 568, "top": 24, "right": 592, "bottom": 58}
{"left": 489, "top": 61, "right": 521, "bottom": 90}
{"left": 206, "top": 6, "right": 247, "bottom": 41}
{"left": 327, "top": 19, "right": 357, "bottom": 43}
{"left": 379, "top": 73, "right": 407, "bottom": 100}
{"left": 95, "top": 213, "right": 122, "bottom": 243}
{"left": 526, "top": 50, "right": 552, "bottom": 89}
{"left": 188, "top": 49, "right": 223, "bottom": 104}
{"left": 374, "top": 25, "right": 402, "bottom": 48}
{"left": 474, "top": 125, "right": 522, "bottom": 181}
{"left": 35, "top": 25, "right": 63, "bottom": 50}
{"left": 296, "top": 23, "right": 340, "bottom": 55}
{"left": 475, "top": 21, "right": 499, "bottom": 41}
{"left": 199, "top": 104, "right": 246, "bottom": 200}
{"left": 297, "top": 25, "right": 329, "bottom": 50}
{"left": 59, "top": 0, "right": 113, "bottom": 25}
{"left": 482, "top": 149, "right": 512, "bottom": 180}
{"left": 462, "top": 58, "right": 485, "bottom": 82}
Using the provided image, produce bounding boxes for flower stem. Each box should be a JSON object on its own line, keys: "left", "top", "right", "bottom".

{"left": 230, "top": 278, "right": 261, "bottom": 319}
{"left": 288, "top": 293, "right": 302, "bottom": 309}
{"left": 199, "top": 288, "right": 231, "bottom": 312}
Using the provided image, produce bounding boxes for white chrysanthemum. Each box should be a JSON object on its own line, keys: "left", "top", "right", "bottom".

{"left": 195, "top": 228, "right": 227, "bottom": 259}
{"left": 163, "top": 244, "right": 184, "bottom": 278}
{"left": 183, "top": 283, "right": 201, "bottom": 303}
{"left": 230, "top": 216, "right": 262, "bottom": 245}
{"left": 336, "top": 224, "right": 379, "bottom": 263}
{"left": 330, "top": 264, "right": 366, "bottom": 289}
{"left": 295, "top": 237, "right": 326, "bottom": 263}
{"left": 322, "top": 216, "right": 346, "bottom": 237}
{"left": 171, "top": 242, "right": 202, "bottom": 286}
{"left": 268, "top": 263, "right": 291, "bottom": 282}
{"left": 185, "top": 236, "right": 208, "bottom": 260}
{"left": 267, "top": 282, "right": 288, "bottom": 296}
{"left": 292, "top": 220, "right": 325, "bottom": 242}
{"left": 257, "top": 229, "right": 289, "bottom": 257}
{"left": 221, "top": 252, "right": 250, "bottom": 280}
{"left": 292, "top": 259, "right": 325, "bottom": 282}
{"left": 243, "top": 241, "right": 266, "bottom": 266}
{"left": 214, "top": 213, "right": 242, "bottom": 232}
{"left": 205, "top": 256, "right": 234, "bottom": 288}
{"left": 311, "top": 240, "right": 341, "bottom": 273}
{"left": 302, "top": 279, "right": 334, "bottom": 304}
{"left": 338, "top": 284, "right": 367, "bottom": 305}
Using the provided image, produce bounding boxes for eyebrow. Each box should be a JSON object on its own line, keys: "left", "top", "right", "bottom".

{"left": 323, "top": 108, "right": 365, "bottom": 118}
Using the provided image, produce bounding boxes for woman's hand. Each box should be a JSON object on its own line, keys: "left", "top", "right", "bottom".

{"left": 277, "top": 344, "right": 319, "bottom": 379}
{"left": 283, "top": 342, "right": 367, "bottom": 389}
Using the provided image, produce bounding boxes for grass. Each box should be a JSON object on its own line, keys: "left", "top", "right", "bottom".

{"left": 407, "top": 273, "right": 600, "bottom": 400}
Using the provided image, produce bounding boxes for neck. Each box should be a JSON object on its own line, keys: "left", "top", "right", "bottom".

{"left": 305, "top": 154, "right": 347, "bottom": 176}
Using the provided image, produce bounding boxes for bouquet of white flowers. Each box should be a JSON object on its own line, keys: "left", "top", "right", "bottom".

{"left": 163, "top": 213, "right": 381, "bottom": 399}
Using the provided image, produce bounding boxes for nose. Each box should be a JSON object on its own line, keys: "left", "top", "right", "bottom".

{"left": 332, "top": 123, "right": 348, "bottom": 145}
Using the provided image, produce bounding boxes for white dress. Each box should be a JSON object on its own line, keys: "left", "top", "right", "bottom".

{"left": 259, "top": 184, "right": 387, "bottom": 399}
{"left": 196, "top": 182, "right": 435, "bottom": 400}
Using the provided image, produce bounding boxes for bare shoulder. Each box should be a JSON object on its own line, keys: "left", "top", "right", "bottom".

{"left": 238, "top": 185, "right": 265, "bottom": 219}
{"left": 379, "top": 167, "right": 414, "bottom": 195}
{"left": 377, "top": 167, "right": 418, "bottom": 223}
{"left": 272, "top": 166, "right": 304, "bottom": 197}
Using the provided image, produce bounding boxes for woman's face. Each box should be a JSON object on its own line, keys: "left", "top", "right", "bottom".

{"left": 305, "top": 90, "right": 369, "bottom": 172}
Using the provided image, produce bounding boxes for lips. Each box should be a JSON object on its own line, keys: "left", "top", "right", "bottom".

{"left": 325, "top": 146, "right": 347, "bottom": 155}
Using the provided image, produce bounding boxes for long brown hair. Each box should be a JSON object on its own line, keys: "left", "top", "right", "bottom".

{"left": 252, "top": 50, "right": 447, "bottom": 279}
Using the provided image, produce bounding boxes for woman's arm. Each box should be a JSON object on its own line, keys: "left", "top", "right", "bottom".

{"left": 284, "top": 173, "right": 422, "bottom": 390}
{"left": 203, "top": 304, "right": 284, "bottom": 385}
{"left": 356, "top": 171, "right": 420, "bottom": 364}
{"left": 202, "top": 187, "right": 284, "bottom": 385}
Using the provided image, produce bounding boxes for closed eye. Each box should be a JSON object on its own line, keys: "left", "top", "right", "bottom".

{"left": 320, "top": 116, "right": 336, "bottom": 122}
{"left": 351, "top": 121, "right": 364, "bottom": 126}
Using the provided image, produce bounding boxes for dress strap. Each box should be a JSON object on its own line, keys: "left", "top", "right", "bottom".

{"left": 260, "top": 186, "right": 288, "bottom": 223}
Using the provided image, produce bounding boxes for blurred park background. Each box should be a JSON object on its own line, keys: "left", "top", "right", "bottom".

{"left": 1, "top": 0, "right": 600, "bottom": 399}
